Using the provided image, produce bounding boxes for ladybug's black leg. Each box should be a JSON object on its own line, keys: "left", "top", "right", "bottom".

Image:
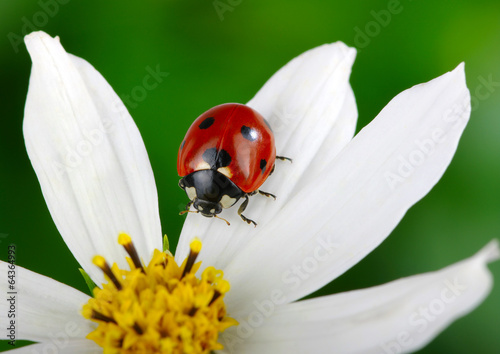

{"left": 276, "top": 155, "right": 293, "bottom": 163}
{"left": 257, "top": 190, "right": 276, "bottom": 200}
{"left": 269, "top": 156, "right": 292, "bottom": 177}
{"left": 184, "top": 200, "right": 193, "bottom": 211}
{"left": 179, "top": 200, "right": 194, "bottom": 216}
{"left": 238, "top": 195, "right": 257, "bottom": 227}
{"left": 269, "top": 164, "right": 276, "bottom": 176}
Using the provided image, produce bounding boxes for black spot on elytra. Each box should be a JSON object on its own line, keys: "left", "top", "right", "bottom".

{"left": 241, "top": 125, "right": 258, "bottom": 141}
{"left": 180, "top": 140, "right": 185, "bottom": 149}
{"left": 263, "top": 118, "right": 272, "bottom": 131}
{"left": 199, "top": 117, "right": 215, "bottom": 129}
{"left": 202, "top": 148, "right": 232, "bottom": 169}
{"left": 260, "top": 159, "right": 267, "bottom": 173}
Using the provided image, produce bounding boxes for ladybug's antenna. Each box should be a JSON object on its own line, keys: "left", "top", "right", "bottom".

{"left": 179, "top": 210, "right": 230, "bottom": 226}
{"left": 214, "top": 215, "right": 230, "bottom": 226}
{"left": 179, "top": 210, "right": 198, "bottom": 215}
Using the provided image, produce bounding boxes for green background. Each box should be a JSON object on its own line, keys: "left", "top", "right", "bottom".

{"left": 1, "top": 0, "right": 499, "bottom": 352}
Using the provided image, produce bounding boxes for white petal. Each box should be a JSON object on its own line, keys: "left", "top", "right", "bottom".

{"left": 224, "top": 63, "right": 471, "bottom": 316}
{"left": 221, "top": 241, "right": 499, "bottom": 354}
{"left": 176, "top": 43, "right": 357, "bottom": 269}
{"left": 293, "top": 84, "right": 358, "bottom": 189}
{"left": 0, "top": 262, "right": 93, "bottom": 342}
{"left": 6, "top": 340, "right": 101, "bottom": 353}
{"left": 23, "top": 31, "right": 162, "bottom": 284}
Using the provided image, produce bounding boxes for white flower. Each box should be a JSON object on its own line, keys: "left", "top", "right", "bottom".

{"left": 0, "top": 30, "right": 498, "bottom": 353}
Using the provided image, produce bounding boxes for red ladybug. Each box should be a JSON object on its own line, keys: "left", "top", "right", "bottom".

{"left": 177, "top": 103, "right": 290, "bottom": 226}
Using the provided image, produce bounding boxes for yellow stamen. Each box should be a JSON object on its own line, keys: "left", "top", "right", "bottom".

{"left": 181, "top": 238, "right": 202, "bottom": 278}
{"left": 190, "top": 237, "right": 202, "bottom": 253}
{"left": 118, "top": 232, "right": 132, "bottom": 245}
{"left": 92, "top": 255, "right": 106, "bottom": 268}
{"left": 93, "top": 255, "right": 122, "bottom": 290}
{"left": 83, "top": 236, "right": 237, "bottom": 353}
{"left": 118, "top": 232, "right": 144, "bottom": 272}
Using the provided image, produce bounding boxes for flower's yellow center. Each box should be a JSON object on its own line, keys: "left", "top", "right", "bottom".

{"left": 82, "top": 233, "right": 237, "bottom": 353}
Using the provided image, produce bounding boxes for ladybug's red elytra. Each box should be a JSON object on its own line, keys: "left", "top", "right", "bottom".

{"left": 177, "top": 103, "right": 291, "bottom": 226}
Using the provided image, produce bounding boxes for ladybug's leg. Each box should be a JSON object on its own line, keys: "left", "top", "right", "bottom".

{"left": 238, "top": 195, "right": 257, "bottom": 227}
{"left": 276, "top": 155, "right": 293, "bottom": 163}
{"left": 184, "top": 200, "right": 193, "bottom": 211}
{"left": 269, "top": 156, "right": 292, "bottom": 177}
{"left": 257, "top": 190, "right": 276, "bottom": 200}
{"left": 179, "top": 200, "right": 194, "bottom": 216}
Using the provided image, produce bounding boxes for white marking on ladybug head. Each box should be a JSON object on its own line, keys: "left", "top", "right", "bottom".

{"left": 217, "top": 167, "right": 233, "bottom": 178}
{"left": 210, "top": 208, "right": 215, "bottom": 214}
{"left": 195, "top": 161, "right": 211, "bottom": 171}
{"left": 185, "top": 186, "right": 197, "bottom": 201}
{"left": 220, "top": 194, "right": 237, "bottom": 209}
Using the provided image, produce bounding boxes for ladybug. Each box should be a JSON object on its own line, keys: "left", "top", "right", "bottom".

{"left": 177, "top": 103, "right": 291, "bottom": 226}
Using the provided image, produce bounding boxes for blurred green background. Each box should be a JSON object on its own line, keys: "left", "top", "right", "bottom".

{"left": 0, "top": 0, "right": 499, "bottom": 352}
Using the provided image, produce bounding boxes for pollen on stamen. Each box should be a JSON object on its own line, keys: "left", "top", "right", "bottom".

{"left": 82, "top": 234, "right": 237, "bottom": 353}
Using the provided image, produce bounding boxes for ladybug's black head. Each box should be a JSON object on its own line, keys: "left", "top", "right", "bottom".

{"left": 192, "top": 198, "right": 222, "bottom": 217}
{"left": 179, "top": 170, "right": 244, "bottom": 225}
